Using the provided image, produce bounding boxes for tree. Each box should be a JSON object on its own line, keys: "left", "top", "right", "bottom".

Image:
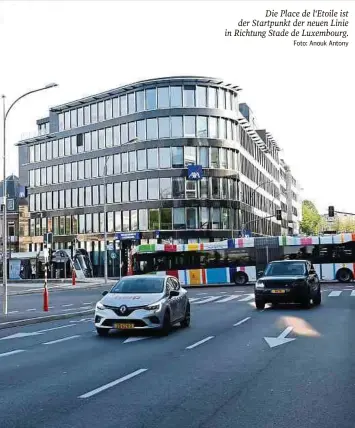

{"left": 300, "top": 200, "right": 322, "bottom": 235}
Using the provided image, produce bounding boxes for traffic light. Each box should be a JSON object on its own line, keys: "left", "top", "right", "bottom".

{"left": 328, "top": 206, "right": 335, "bottom": 217}
{"left": 276, "top": 209, "right": 282, "bottom": 221}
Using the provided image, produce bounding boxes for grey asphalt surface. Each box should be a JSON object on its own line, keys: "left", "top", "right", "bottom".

{"left": 1, "top": 284, "right": 355, "bottom": 427}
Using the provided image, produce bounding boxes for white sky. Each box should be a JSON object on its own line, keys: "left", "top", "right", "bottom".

{"left": 0, "top": 0, "right": 354, "bottom": 214}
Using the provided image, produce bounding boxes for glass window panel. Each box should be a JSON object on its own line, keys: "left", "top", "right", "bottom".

{"left": 149, "top": 209, "right": 159, "bottom": 230}
{"left": 186, "top": 180, "right": 197, "bottom": 199}
{"left": 106, "top": 127, "right": 113, "bottom": 147}
{"left": 219, "top": 118, "right": 226, "bottom": 139}
{"left": 225, "top": 92, "right": 232, "bottom": 111}
{"left": 128, "top": 122, "right": 136, "bottom": 141}
{"left": 128, "top": 93, "right": 135, "bottom": 114}
{"left": 170, "top": 86, "right": 182, "bottom": 107}
{"left": 148, "top": 178, "right": 159, "bottom": 200}
{"left": 58, "top": 139, "right": 64, "bottom": 157}
{"left": 114, "top": 182, "right": 121, "bottom": 202}
{"left": 173, "top": 208, "right": 185, "bottom": 229}
{"left": 146, "top": 118, "right": 158, "bottom": 140}
{"left": 108, "top": 212, "right": 114, "bottom": 233}
{"left": 227, "top": 119, "right": 232, "bottom": 140}
{"left": 200, "top": 177, "right": 209, "bottom": 199}
{"left": 93, "top": 213, "right": 99, "bottom": 233}
{"left": 53, "top": 191, "right": 58, "bottom": 209}
{"left": 171, "top": 147, "right": 183, "bottom": 167}
{"left": 184, "top": 146, "right": 196, "bottom": 166}
{"left": 92, "top": 158, "right": 98, "bottom": 177}
{"left": 78, "top": 160, "right": 85, "bottom": 179}
{"left": 52, "top": 140, "right": 58, "bottom": 158}
{"left": 160, "top": 208, "right": 172, "bottom": 230}
{"left": 58, "top": 113, "right": 65, "bottom": 131}
{"left": 147, "top": 148, "right": 158, "bottom": 169}
{"left": 65, "top": 163, "right": 71, "bottom": 181}
{"left": 29, "top": 146, "right": 35, "bottom": 163}
{"left": 85, "top": 159, "right": 91, "bottom": 178}
{"left": 197, "top": 86, "right": 207, "bottom": 107}
{"left": 115, "top": 211, "right": 122, "bottom": 231}
{"left": 212, "top": 177, "right": 220, "bottom": 198}
{"left": 130, "top": 181, "right": 137, "bottom": 201}
{"left": 35, "top": 194, "right": 40, "bottom": 211}
{"left": 129, "top": 151, "right": 136, "bottom": 172}
{"left": 218, "top": 89, "right": 226, "bottom": 109}
{"left": 52, "top": 165, "right": 58, "bottom": 184}
{"left": 122, "top": 211, "right": 129, "bottom": 231}
{"left": 98, "top": 129, "right": 105, "bottom": 149}
{"left": 221, "top": 178, "right": 228, "bottom": 199}
{"left": 93, "top": 185, "right": 99, "bottom": 205}
{"left": 100, "top": 185, "right": 104, "bottom": 204}
{"left": 46, "top": 166, "right": 52, "bottom": 184}
{"left": 84, "top": 105, "right": 90, "bottom": 125}
{"left": 106, "top": 155, "right": 113, "bottom": 175}
{"left": 113, "top": 154, "right": 120, "bottom": 174}
{"left": 64, "top": 111, "right": 70, "bottom": 130}
{"left": 159, "top": 147, "right": 171, "bottom": 168}
{"left": 211, "top": 147, "right": 219, "bottom": 168}
{"left": 105, "top": 99, "right": 112, "bottom": 120}
{"left": 122, "top": 182, "right": 129, "bottom": 202}
{"left": 160, "top": 178, "right": 171, "bottom": 199}
{"left": 107, "top": 183, "right": 113, "bottom": 203}
{"left": 158, "top": 117, "right": 170, "bottom": 138}
{"left": 84, "top": 132, "right": 91, "bottom": 151}
{"left": 138, "top": 179, "right": 147, "bottom": 200}
{"left": 158, "top": 87, "right": 169, "bottom": 108}
{"left": 86, "top": 213, "right": 92, "bottom": 233}
{"left": 64, "top": 137, "right": 71, "bottom": 156}
{"left": 65, "top": 189, "right": 71, "bottom": 208}
{"left": 184, "top": 116, "right": 196, "bottom": 137}
{"left": 120, "top": 95, "right": 127, "bottom": 116}
{"left": 79, "top": 188, "right": 85, "bottom": 206}
{"left": 29, "top": 170, "right": 34, "bottom": 186}
{"left": 35, "top": 169, "right": 40, "bottom": 186}
{"left": 47, "top": 192, "right": 52, "bottom": 210}
{"left": 121, "top": 123, "right": 128, "bottom": 144}
{"left": 220, "top": 148, "right": 227, "bottom": 168}
{"left": 77, "top": 107, "right": 84, "bottom": 127}
{"left": 41, "top": 193, "right": 46, "bottom": 211}
{"left": 35, "top": 144, "right": 40, "bottom": 162}
{"left": 121, "top": 152, "right": 128, "bottom": 173}
{"left": 78, "top": 214, "right": 85, "bottom": 234}
{"left": 139, "top": 209, "right": 148, "bottom": 231}
{"left": 209, "top": 117, "right": 217, "bottom": 138}
{"left": 98, "top": 157, "right": 105, "bottom": 176}
{"left": 113, "top": 125, "right": 120, "bottom": 146}
{"left": 172, "top": 177, "right": 184, "bottom": 199}
{"left": 208, "top": 87, "right": 217, "bottom": 108}
{"left": 46, "top": 142, "right": 52, "bottom": 160}
{"left": 72, "top": 188, "right": 78, "bottom": 207}
{"left": 112, "top": 98, "right": 119, "bottom": 117}
{"left": 137, "top": 149, "right": 146, "bottom": 170}
{"left": 197, "top": 116, "right": 208, "bottom": 137}
{"left": 72, "top": 135, "right": 79, "bottom": 154}
{"left": 91, "top": 104, "right": 98, "bottom": 123}
{"left": 212, "top": 208, "right": 221, "bottom": 229}
{"left": 91, "top": 130, "right": 98, "bottom": 150}
{"left": 183, "top": 86, "right": 195, "bottom": 107}
{"left": 72, "top": 215, "right": 78, "bottom": 234}
{"left": 59, "top": 216, "right": 65, "bottom": 234}
{"left": 59, "top": 190, "right": 65, "bottom": 208}
{"left": 171, "top": 116, "right": 183, "bottom": 138}
{"left": 59, "top": 165, "right": 64, "bottom": 182}
{"left": 146, "top": 88, "right": 157, "bottom": 110}
{"left": 186, "top": 207, "right": 198, "bottom": 229}
{"left": 99, "top": 212, "right": 104, "bottom": 232}
{"left": 200, "top": 147, "right": 209, "bottom": 167}
{"left": 71, "top": 109, "right": 77, "bottom": 128}
{"left": 41, "top": 167, "right": 47, "bottom": 185}
{"left": 40, "top": 143, "right": 46, "bottom": 161}
{"left": 136, "top": 91, "right": 144, "bottom": 111}
{"left": 137, "top": 120, "right": 146, "bottom": 141}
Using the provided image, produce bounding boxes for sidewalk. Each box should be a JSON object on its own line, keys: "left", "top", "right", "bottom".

{"left": 6, "top": 280, "right": 116, "bottom": 295}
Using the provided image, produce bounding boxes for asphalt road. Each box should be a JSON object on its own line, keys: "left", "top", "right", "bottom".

{"left": 1, "top": 284, "right": 355, "bottom": 427}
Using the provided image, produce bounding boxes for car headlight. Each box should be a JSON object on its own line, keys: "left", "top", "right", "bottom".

{"left": 96, "top": 302, "right": 105, "bottom": 310}
{"left": 146, "top": 302, "right": 162, "bottom": 311}
{"left": 255, "top": 281, "right": 265, "bottom": 289}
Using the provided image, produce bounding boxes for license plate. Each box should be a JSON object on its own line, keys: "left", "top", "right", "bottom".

{"left": 114, "top": 323, "right": 135, "bottom": 329}
{"left": 271, "top": 290, "right": 285, "bottom": 294}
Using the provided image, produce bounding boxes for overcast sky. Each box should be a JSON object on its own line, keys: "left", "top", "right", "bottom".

{"left": 0, "top": 0, "right": 354, "bottom": 214}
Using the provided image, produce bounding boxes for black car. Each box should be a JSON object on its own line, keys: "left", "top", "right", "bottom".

{"left": 254, "top": 260, "right": 321, "bottom": 310}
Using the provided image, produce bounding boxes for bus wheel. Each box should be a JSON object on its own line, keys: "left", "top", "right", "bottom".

{"left": 234, "top": 272, "right": 248, "bottom": 285}
{"left": 336, "top": 268, "right": 353, "bottom": 283}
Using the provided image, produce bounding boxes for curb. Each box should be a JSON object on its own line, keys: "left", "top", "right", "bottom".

{"left": 0, "top": 309, "right": 95, "bottom": 330}
{"left": 8, "top": 284, "right": 107, "bottom": 296}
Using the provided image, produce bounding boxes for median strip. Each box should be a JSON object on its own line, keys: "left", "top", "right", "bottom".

{"left": 79, "top": 368, "right": 148, "bottom": 399}
{"left": 186, "top": 336, "right": 214, "bottom": 350}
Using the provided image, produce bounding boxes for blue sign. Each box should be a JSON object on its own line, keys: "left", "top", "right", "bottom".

{"left": 155, "top": 230, "right": 160, "bottom": 238}
{"left": 115, "top": 232, "right": 141, "bottom": 241}
{"left": 242, "top": 230, "right": 251, "bottom": 238}
{"left": 187, "top": 165, "right": 203, "bottom": 180}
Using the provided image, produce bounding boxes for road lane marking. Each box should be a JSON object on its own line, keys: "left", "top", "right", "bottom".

{"left": 194, "top": 296, "right": 220, "bottom": 304}
{"left": 233, "top": 317, "right": 251, "bottom": 327}
{"left": 26, "top": 308, "right": 37, "bottom": 312}
{"left": 216, "top": 295, "right": 241, "bottom": 303}
{"left": 351, "top": 291, "right": 355, "bottom": 296}
{"left": 43, "top": 335, "right": 80, "bottom": 345}
{"left": 237, "top": 294, "right": 254, "bottom": 302}
{"left": 186, "top": 336, "right": 214, "bottom": 350}
{"left": 37, "top": 324, "right": 76, "bottom": 333}
{"left": 82, "top": 302, "right": 94, "bottom": 305}
{"left": 188, "top": 298, "right": 200, "bottom": 302}
{"left": 48, "top": 306, "right": 55, "bottom": 309}
{"left": 329, "top": 291, "right": 342, "bottom": 297}
{"left": 78, "top": 306, "right": 93, "bottom": 309}
{"left": 62, "top": 304, "right": 74, "bottom": 307}
{"left": 8, "top": 311, "right": 19, "bottom": 314}
{"left": 0, "top": 349, "right": 25, "bottom": 358}
{"left": 196, "top": 293, "right": 208, "bottom": 295}
{"left": 61, "top": 308, "right": 81, "bottom": 312}
{"left": 79, "top": 369, "right": 148, "bottom": 399}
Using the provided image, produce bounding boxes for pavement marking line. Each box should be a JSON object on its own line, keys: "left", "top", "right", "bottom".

{"left": 194, "top": 296, "right": 220, "bottom": 304}
{"left": 62, "top": 304, "right": 74, "bottom": 307}
{"left": 233, "top": 317, "right": 251, "bottom": 327}
{"left": 188, "top": 298, "right": 200, "bottom": 303}
{"left": 48, "top": 306, "right": 55, "bottom": 309}
{"left": 196, "top": 292, "right": 208, "bottom": 296}
{"left": 0, "top": 349, "right": 25, "bottom": 358}
{"left": 237, "top": 294, "right": 254, "bottom": 302}
{"left": 329, "top": 291, "right": 342, "bottom": 297}
{"left": 26, "top": 309, "right": 37, "bottom": 312}
{"left": 351, "top": 291, "right": 355, "bottom": 296}
{"left": 8, "top": 311, "right": 19, "bottom": 314}
{"left": 186, "top": 336, "right": 214, "bottom": 350}
{"left": 79, "top": 369, "right": 148, "bottom": 399}
{"left": 82, "top": 302, "right": 94, "bottom": 305}
{"left": 36, "top": 324, "right": 76, "bottom": 334}
{"left": 42, "top": 335, "right": 81, "bottom": 345}
{"left": 216, "top": 295, "right": 241, "bottom": 303}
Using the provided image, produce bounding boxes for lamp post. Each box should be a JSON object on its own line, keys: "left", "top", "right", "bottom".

{"left": 2, "top": 83, "right": 58, "bottom": 315}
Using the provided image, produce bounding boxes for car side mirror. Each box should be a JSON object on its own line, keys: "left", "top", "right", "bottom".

{"left": 309, "top": 269, "right": 316, "bottom": 275}
{"left": 169, "top": 290, "right": 179, "bottom": 298}
{"left": 102, "top": 291, "right": 109, "bottom": 296}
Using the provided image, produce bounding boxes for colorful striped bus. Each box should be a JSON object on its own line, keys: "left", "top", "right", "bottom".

{"left": 130, "top": 233, "right": 355, "bottom": 286}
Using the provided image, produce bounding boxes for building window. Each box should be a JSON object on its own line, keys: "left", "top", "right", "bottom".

{"left": 211, "top": 147, "right": 219, "bottom": 168}
{"left": 58, "top": 113, "right": 65, "bottom": 131}
{"left": 64, "top": 111, "right": 70, "bottom": 130}
{"left": 120, "top": 95, "right": 127, "bottom": 116}
{"left": 107, "top": 212, "right": 114, "bottom": 232}
{"left": 173, "top": 208, "right": 185, "bottom": 229}
{"left": 184, "top": 147, "right": 196, "bottom": 166}
{"left": 58, "top": 139, "right": 64, "bottom": 157}
{"left": 121, "top": 152, "right": 128, "bottom": 173}
{"left": 159, "top": 147, "right": 171, "bottom": 168}
{"left": 105, "top": 99, "right": 113, "bottom": 119}
{"left": 59, "top": 165, "right": 64, "bottom": 183}
{"left": 107, "top": 183, "right": 113, "bottom": 203}
{"left": 161, "top": 208, "right": 172, "bottom": 230}
{"left": 86, "top": 213, "right": 92, "bottom": 233}
{"left": 113, "top": 125, "right": 120, "bottom": 146}
{"left": 170, "top": 86, "right": 182, "bottom": 107}
{"left": 93, "top": 185, "right": 99, "bottom": 205}
{"left": 148, "top": 178, "right": 159, "bottom": 200}
{"left": 136, "top": 91, "right": 144, "bottom": 112}
{"left": 91, "top": 130, "right": 98, "bottom": 150}
{"left": 91, "top": 104, "right": 98, "bottom": 123}
{"left": 218, "top": 89, "right": 226, "bottom": 109}
{"left": 64, "top": 163, "right": 71, "bottom": 182}
{"left": 199, "top": 147, "right": 209, "bottom": 167}
{"left": 93, "top": 213, "right": 99, "bottom": 233}
{"left": 65, "top": 189, "right": 71, "bottom": 208}
{"left": 212, "top": 208, "right": 221, "bottom": 229}
{"left": 130, "top": 210, "right": 138, "bottom": 231}
{"left": 139, "top": 209, "right": 148, "bottom": 230}
{"left": 147, "top": 118, "right": 158, "bottom": 140}
{"left": 200, "top": 177, "right": 209, "bottom": 199}
{"left": 84, "top": 105, "right": 90, "bottom": 125}
{"left": 72, "top": 215, "right": 78, "bottom": 234}
{"left": 79, "top": 188, "right": 84, "bottom": 206}
{"left": 60, "top": 216, "right": 65, "bottom": 234}
{"left": 106, "top": 156, "right": 113, "bottom": 175}
{"left": 220, "top": 148, "right": 227, "bottom": 169}
{"left": 114, "top": 182, "right": 121, "bottom": 202}
{"left": 122, "top": 182, "right": 129, "bottom": 202}
{"left": 122, "top": 211, "right": 129, "bottom": 231}
{"left": 130, "top": 181, "right": 137, "bottom": 201}
{"left": 172, "top": 177, "right": 184, "bottom": 199}
{"left": 138, "top": 179, "right": 147, "bottom": 200}
{"left": 212, "top": 177, "right": 220, "bottom": 198}
{"left": 200, "top": 207, "right": 209, "bottom": 228}
{"left": 149, "top": 209, "right": 159, "bottom": 230}
{"left": 186, "top": 180, "right": 197, "bottom": 199}
{"left": 128, "top": 122, "right": 136, "bottom": 141}
{"left": 196, "top": 86, "right": 207, "bottom": 107}
{"left": 147, "top": 148, "right": 158, "bottom": 169}
{"left": 137, "top": 149, "right": 146, "bottom": 170}
{"left": 71, "top": 109, "right": 77, "bottom": 128}
{"left": 121, "top": 123, "right": 128, "bottom": 144}
{"left": 208, "top": 87, "right": 217, "bottom": 108}
{"left": 99, "top": 129, "right": 105, "bottom": 149}
{"left": 115, "top": 211, "right": 121, "bottom": 231}
{"left": 47, "top": 192, "right": 52, "bottom": 210}
{"left": 92, "top": 158, "right": 98, "bottom": 177}
{"left": 197, "top": 116, "right": 208, "bottom": 137}
{"left": 146, "top": 88, "right": 157, "bottom": 110}
{"left": 158, "top": 117, "right": 170, "bottom": 138}
{"left": 78, "top": 107, "right": 84, "bottom": 127}
{"left": 160, "top": 178, "right": 171, "bottom": 199}
{"left": 184, "top": 116, "right": 196, "bottom": 137}
{"left": 112, "top": 98, "right": 119, "bottom": 117}
{"left": 171, "top": 116, "right": 183, "bottom": 138}
{"left": 137, "top": 120, "right": 146, "bottom": 141}
{"left": 129, "top": 151, "right": 136, "bottom": 172}
{"left": 128, "top": 93, "right": 135, "bottom": 114}
{"left": 183, "top": 86, "right": 195, "bottom": 107}
{"left": 113, "top": 154, "right": 120, "bottom": 174}
{"left": 186, "top": 207, "right": 198, "bottom": 229}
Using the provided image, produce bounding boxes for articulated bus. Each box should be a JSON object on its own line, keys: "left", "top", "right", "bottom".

{"left": 130, "top": 233, "right": 355, "bottom": 286}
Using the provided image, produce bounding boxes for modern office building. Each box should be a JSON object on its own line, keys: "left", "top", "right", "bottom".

{"left": 17, "top": 76, "right": 302, "bottom": 276}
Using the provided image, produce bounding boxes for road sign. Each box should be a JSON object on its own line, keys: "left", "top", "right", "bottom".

{"left": 108, "top": 243, "right": 114, "bottom": 251}
{"left": 116, "top": 232, "right": 141, "bottom": 240}
{"left": 187, "top": 165, "right": 203, "bottom": 180}
{"left": 110, "top": 252, "right": 117, "bottom": 259}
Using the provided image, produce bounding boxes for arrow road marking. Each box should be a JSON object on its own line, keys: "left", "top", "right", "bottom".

{"left": 123, "top": 337, "right": 151, "bottom": 343}
{"left": 264, "top": 326, "right": 296, "bottom": 348}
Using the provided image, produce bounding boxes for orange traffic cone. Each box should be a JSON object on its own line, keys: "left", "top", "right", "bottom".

{"left": 43, "top": 288, "right": 49, "bottom": 312}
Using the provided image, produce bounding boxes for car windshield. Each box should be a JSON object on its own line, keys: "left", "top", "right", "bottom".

{"left": 264, "top": 262, "right": 307, "bottom": 277}
{"left": 110, "top": 277, "right": 165, "bottom": 294}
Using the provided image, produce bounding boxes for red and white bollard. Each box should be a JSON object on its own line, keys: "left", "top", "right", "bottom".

{"left": 43, "top": 287, "right": 49, "bottom": 312}
{"left": 72, "top": 270, "right": 76, "bottom": 286}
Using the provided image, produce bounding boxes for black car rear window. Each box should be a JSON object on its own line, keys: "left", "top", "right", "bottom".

{"left": 264, "top": 262, "right": 306, "bottom": 276}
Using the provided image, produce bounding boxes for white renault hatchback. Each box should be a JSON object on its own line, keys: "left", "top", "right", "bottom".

{"left": 94, "top": 275, "right": 190, "bottom": 336}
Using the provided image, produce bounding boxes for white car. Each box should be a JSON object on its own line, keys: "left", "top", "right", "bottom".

{"left": 94, "top": 275, "right": 190, "bottom": 336}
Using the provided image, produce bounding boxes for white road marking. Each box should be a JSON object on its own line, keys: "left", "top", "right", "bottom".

{"left": 351, "top": 291, "right": 355, "bottom": 296}
{"left": 37, "top": 324, "right": 75, "bottom": 333}
{"left": 123, "top": 337, "right": 150, "bottom": 343}
{"left": 62, "top": 304, "right": 74, "bottom": 307}
{"left": 0, "top": 349, "right": 25, "bottom": 358}
{"left": 26, "top": 308, "right": 37, "bottom": 312}
{"left": 194, "top": 296, "right": 220, "bottom": 304}
{"left": 78, "top": 306, "right": 94, "bottom": 309}
{"left": 8, "top": 311, "right": 19, "bottom": 314}
{"left": 237, "top": 294, "right": 254, "bottom": 302}
{"left": 48, "top": 306, "right": 55, "bottom": 309}
{"left": 186, "top": 336, "right": 214, "bottom": 350}
{"left": 216, "top": 295, "right": 241, "bottom": 303}
{"left": 61, "top": 308, "right": 80, "bottom": 312}
{"left": 82, "top": 302, "right": 94, "bottom": 305}
{"left": 196, "top": 293, "right": 208, "bottom": 295}
{"left": 188, "top": 298, "right": 200, "bottom": 303}
{"left": 329, "top": 291, "right": 342, "bottom": 297}
{"left": 42, "top": 335, "right": 80, "bottom": 345}
{"left": 233, "top": 317, "right": 251, "bottom": 327}
{"left": 79, "top": 369, "right": 148, "bottom": 399}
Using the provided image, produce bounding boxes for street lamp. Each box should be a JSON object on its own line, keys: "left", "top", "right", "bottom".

{"left": 2, "top": 83, "right": 58, "bottom": 315}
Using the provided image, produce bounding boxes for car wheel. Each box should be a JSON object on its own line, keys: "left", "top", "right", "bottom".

{"left": 96, "top": 327, "right": 110, "bottom": 336}
{"left": 313, "top": 288, "right": 322, "bottom": 306}
{"left": 336, "top": 268, "right": 353, "bottom": 283}
{"left": 234, "top": 272, "right": 248, "bottom": 285}
{"left": 160, "top": 310, "right": 172, "bottom": 336}
{"left": 181, "top": 303, "right": 191, "bottom": 328}
{"left": 255, "top": 299, "right": 265, "bottom": 310}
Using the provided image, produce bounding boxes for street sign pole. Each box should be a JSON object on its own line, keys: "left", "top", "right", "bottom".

{"left": 43, "top": 246, "right": 49, "bottom": 312}
{"left": 119, "top": 241, "right": 122, "bottom": 279}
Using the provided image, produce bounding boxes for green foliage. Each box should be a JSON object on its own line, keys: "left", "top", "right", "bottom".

{"left": 300, "top": 200, "right": 322, "bottom": 235}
